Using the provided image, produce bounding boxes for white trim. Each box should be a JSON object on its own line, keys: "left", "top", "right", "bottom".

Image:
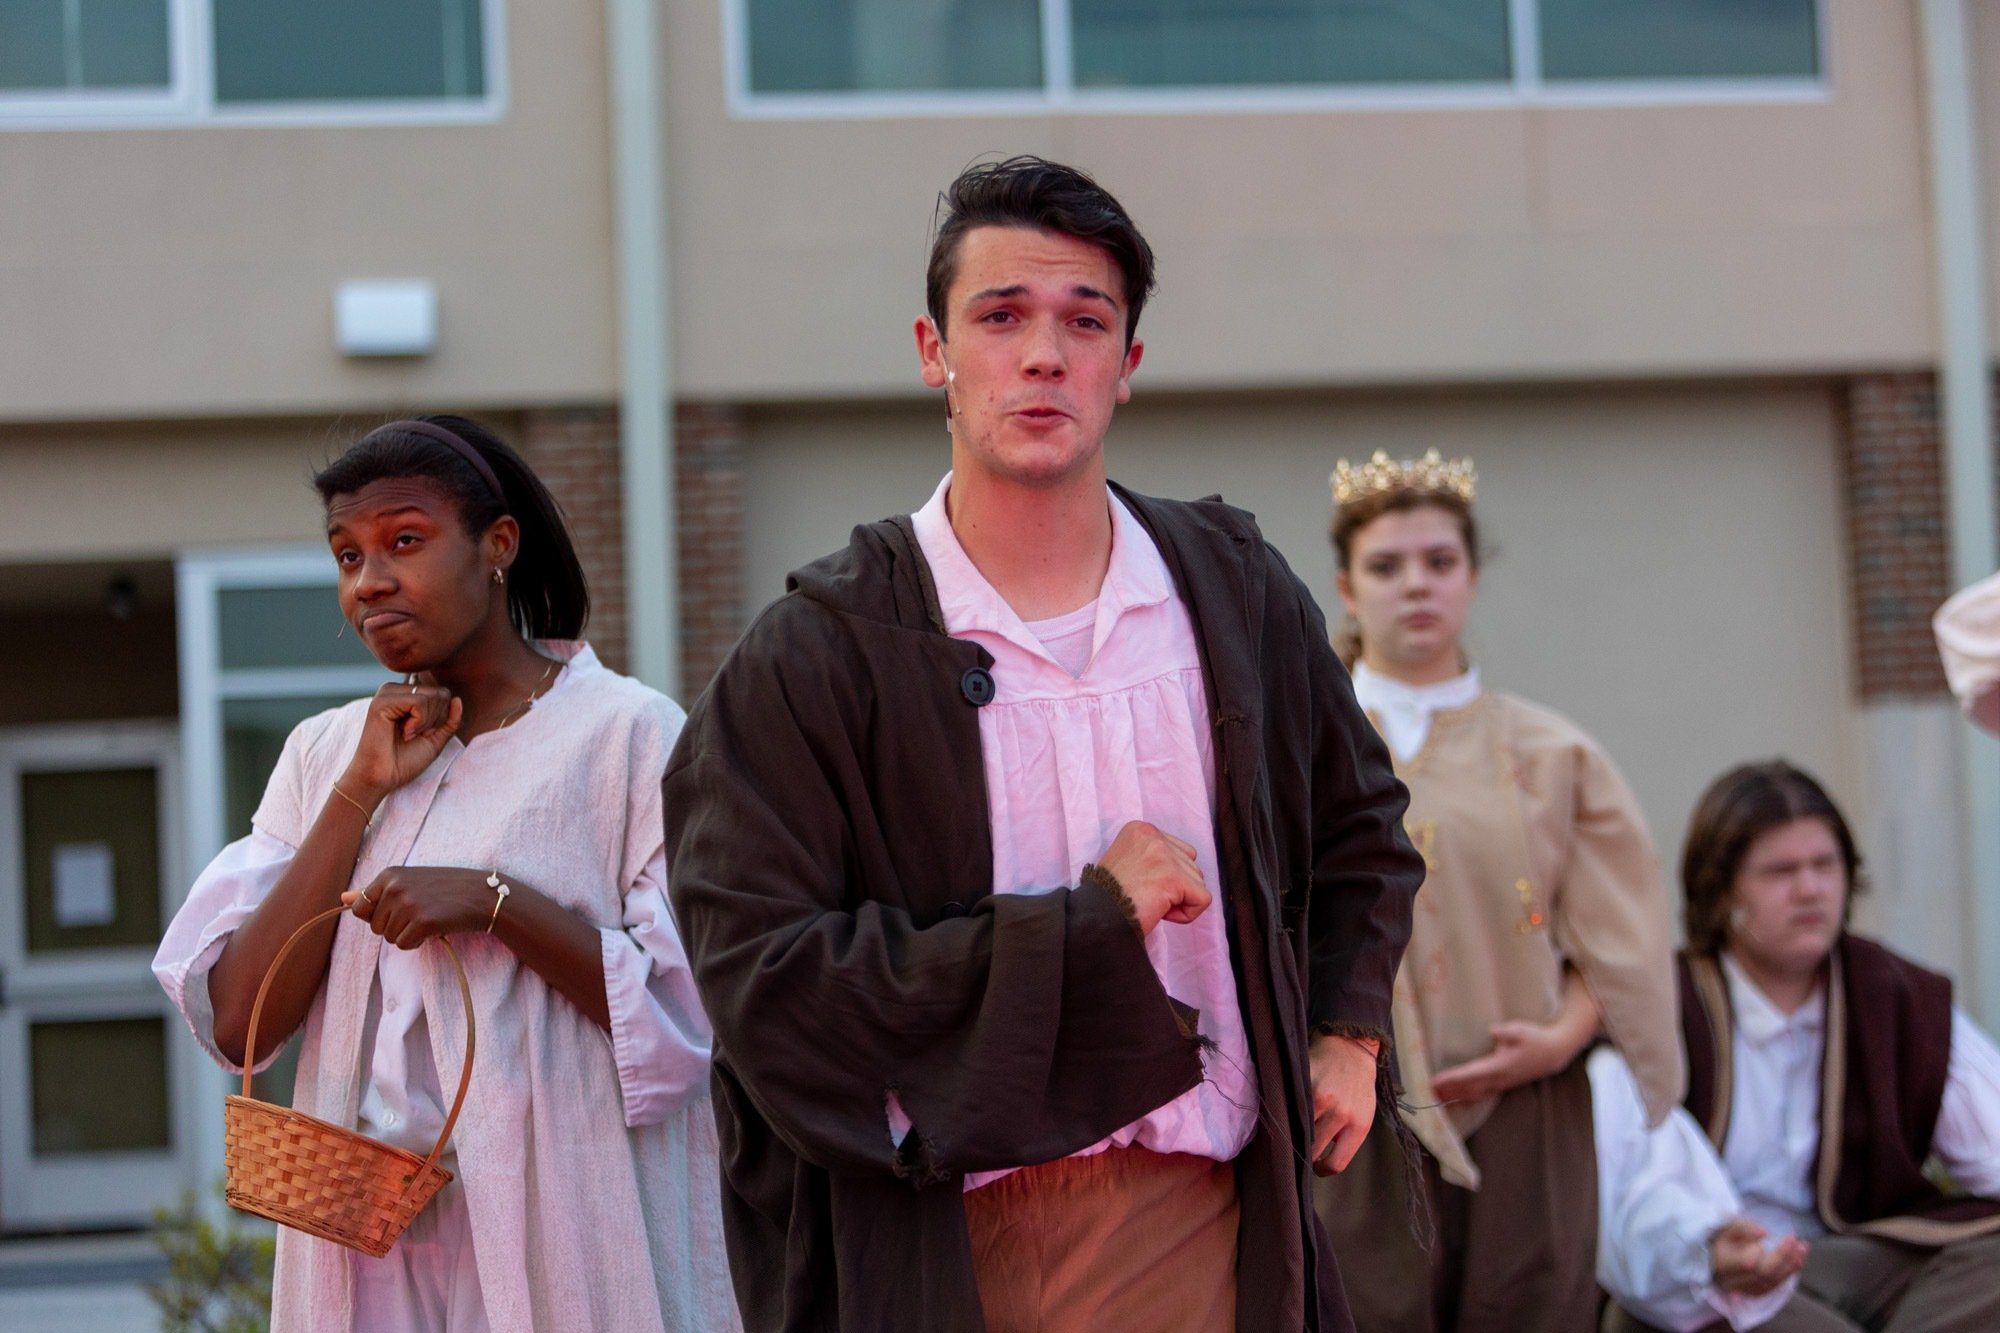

{"left": 1041, "top": 0, "right": 1074, "bottom": 103}
{"left": 214, "top": 667, "right": 396, "bottom": 701}
{"left": 171, "top": 552, "right": 226, "bottom": 1228}
{"left": 0, "top": 0, "right": 506, "bottom": 131}
{"left": 178, "top": 545, "right": 342, "bottom": 589}
{"left": 1525, "top": 78, "right": 1827, "bottom": 107}
{"left": 719, "top": 0, "right": 753, "bottom": 114}
{"left": 1509, "top": 0, "right": 1542, "bottom": 91}
{"left": 730, "top": 79, "right": 1828, "bottom": 121}
{"left": 725, "top": 0, "right": 1829, "bottom": 120}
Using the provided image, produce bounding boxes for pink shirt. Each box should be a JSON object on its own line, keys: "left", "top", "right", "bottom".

{"left": 909, "top": 475, "right": 1258, "bottom": 1188}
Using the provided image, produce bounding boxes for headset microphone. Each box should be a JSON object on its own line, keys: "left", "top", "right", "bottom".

{"left": 930, "top": 318, "right": 958, "bottom": 422}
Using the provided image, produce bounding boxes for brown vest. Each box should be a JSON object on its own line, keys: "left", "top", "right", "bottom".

{"left": 1678, "top": 935, "right": 2000, "bottom": 1247}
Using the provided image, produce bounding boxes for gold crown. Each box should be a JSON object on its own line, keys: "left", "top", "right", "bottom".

{"left": 1331, "top": 448, "right": 1477, "bottom": 507}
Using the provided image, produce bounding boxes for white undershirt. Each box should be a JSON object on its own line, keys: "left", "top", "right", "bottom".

{"left": 1025, "top": 599, "right": 1100, "bottom": 680}
{"left": 1349, "top": 661, "right": 1482, "bottom": 762}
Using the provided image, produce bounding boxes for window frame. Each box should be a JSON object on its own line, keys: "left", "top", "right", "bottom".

{"left": 724, "top": 0, "right": 1829, "bottom": 119}
{"left": 0, "top": 0, "right": 508, "bottom": 130}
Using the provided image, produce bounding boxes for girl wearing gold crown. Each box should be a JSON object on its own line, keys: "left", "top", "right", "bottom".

{"left": 1312, "top": 450, "right": 1684, "bottom": 1332}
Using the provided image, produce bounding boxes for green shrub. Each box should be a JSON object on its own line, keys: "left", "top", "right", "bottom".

{"left": 147, "top": 1189, "right": 274, "bottom": 1333}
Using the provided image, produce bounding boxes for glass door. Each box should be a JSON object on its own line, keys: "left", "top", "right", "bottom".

{"left": 0, "top": 722, "right": 193, "bottom": 1230}
{"left": 172, "top": 547, "right": 391, "bottom": 1201}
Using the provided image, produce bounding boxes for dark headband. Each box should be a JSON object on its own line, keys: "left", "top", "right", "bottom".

{"left": 373, "top": 419, "right": 506, "bottom": 504}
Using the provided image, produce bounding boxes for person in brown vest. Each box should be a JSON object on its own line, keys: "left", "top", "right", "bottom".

{"left": 1603, "top": 760, "right": 2000, "bottom": 1332}
{"left": 1313, "top": 450, "right": 1685, "bottom": 1332}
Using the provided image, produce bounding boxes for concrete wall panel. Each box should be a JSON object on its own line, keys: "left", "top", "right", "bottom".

{"left": 670, "top": 0, "right": 1932, "bottom": 399}
{"left": 741, "top": 382, "right": 1861, "bottom": 887}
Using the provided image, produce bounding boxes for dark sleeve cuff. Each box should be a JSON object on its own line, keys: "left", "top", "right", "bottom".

{"left": 1080, "top": 862, "right": 1142, "bottom": 938}
{"left": 1310, "top": 1019, "right": 1389, "bottom": 1048}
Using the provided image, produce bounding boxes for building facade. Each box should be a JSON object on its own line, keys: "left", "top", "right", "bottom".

{"left": 0, "top": 0, "right": 1990, "bottom": 1237}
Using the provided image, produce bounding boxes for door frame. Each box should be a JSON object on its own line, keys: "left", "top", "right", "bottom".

{"left": 173, "top": 546, "right": 387, "bottom": 1212}
{"left": 0, "top": 719, "right": 198, "bottom": 1230}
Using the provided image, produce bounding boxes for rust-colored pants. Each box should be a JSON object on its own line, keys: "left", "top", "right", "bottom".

{"left": 963, "top": 1146, "right": 1240, "bottom": 1333}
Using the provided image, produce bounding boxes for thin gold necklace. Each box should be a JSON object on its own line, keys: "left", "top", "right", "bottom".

{"left": 490, "top": 655, "right": 560, "bottom": 731}
{"left": 405, "top": 655, "right": 561, "bottom": 735}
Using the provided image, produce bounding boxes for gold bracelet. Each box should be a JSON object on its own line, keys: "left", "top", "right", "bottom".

{"left": 330, "top": 782, "right": 374, "bottom": 827}
{"left": 485, "top": 870, "right": 512, "bottom": 933}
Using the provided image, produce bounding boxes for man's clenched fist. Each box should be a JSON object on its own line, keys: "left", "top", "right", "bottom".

{"left": 1096, "top": 820, "right": 1211, "bottom": 935}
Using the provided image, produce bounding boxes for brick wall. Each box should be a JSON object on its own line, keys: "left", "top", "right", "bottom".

{"left": 518, "top": 403, "right": 746, "bottom": 696}
{"left": 676, "top": 402, "right": 746, "bottom": 694}
{"left": 1840, "top": 373, "right": 1953, "bottom": 699}
{"left": 520, "top": 408, "right": 630, "bottom": 673}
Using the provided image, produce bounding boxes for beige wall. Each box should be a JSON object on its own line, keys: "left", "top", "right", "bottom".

{"left": 1972, "top": 0, "right": 2000, "bottom": 344}
{"left": 0, "top": 0, "right": 1951, "bottom": 423}
{"left": 741, "top": 381, "right": 1861, "bottom": 880}
{"left": 0, "top": 415, "right": 517, "bottom": 562}
{"left": 0, "top": 3, "right": 617, "bottom": 422}
{"left": 669, "top": 0, "right": 1934, "bottom": 400}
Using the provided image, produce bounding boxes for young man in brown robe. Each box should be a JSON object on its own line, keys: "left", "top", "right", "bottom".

{"left": 664, "top": 157, "right": 1424, "bottom": 1332}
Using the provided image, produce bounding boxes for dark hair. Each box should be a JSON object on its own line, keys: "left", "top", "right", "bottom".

{"left": 1328, "top": 488, "right": 1482, "bottom": 667}
{"left": 1680, "top": 760, "right": 1865, "bottom": 955}
{"left": 926, "top": 156, "right": 1157, "bottom": 348}
{"left": 313, "top": 415, "right": 590, "bottom": 640}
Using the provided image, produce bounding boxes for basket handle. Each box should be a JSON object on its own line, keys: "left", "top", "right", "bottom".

{"left": 240, "top": 904, "right": 477, "bottom": 1182}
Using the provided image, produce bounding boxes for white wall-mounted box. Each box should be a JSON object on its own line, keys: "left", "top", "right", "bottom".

{"left": 334, "top": 280, "right": 438, "bottom": 357}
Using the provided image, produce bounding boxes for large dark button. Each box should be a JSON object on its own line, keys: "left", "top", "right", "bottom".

{"left": 940, "top": 901, "right": 967, "bottom": 918}
{"left": 960, "top": 666, "right": 996, "bottom": 707}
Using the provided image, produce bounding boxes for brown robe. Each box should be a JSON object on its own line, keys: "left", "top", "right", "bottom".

{"left": 666, "top": 485, "right": 1425, "bottom": 1332}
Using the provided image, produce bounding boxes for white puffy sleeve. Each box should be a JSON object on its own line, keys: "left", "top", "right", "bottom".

{"left": 1934, "top": 1007, "right": 2000, "bottom": 1197}
{"left": 1590, "top": 1047, "right": 1798, "bottom": 1332}
{"left": 599, "top": 847, "right": 714, "bottom": 1127}
{"left": 152, "top": 829, "right": 298, "bottom": 1076}
{"left": 599, "top": 690, "right": 713, "bottom": 1127}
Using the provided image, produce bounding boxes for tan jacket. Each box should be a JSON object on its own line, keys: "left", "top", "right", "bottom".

{"left": 1377, "top": 691, "right": 1683, "bottom": 1188}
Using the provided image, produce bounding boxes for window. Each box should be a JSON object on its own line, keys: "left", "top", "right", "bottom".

{"left": 730, "top": 0, "right": 1823, "bottom": 112}
{"left": 0, "top": 0, "right": 171, "bottom": 92}
{"left": 211, "top": 0, "right": 485, "bottom": 104}
{"left": 1072, "top": 0, "right": 1512, "bottom": 90}
{"left": 1537, "top": 0, "right": 1820, "bottom": 83}
{"left": 745, "top": 0, "right": 1041, "bottom": 94}
{"left": 1, "top": 0, "right": 501, "bottom": 126}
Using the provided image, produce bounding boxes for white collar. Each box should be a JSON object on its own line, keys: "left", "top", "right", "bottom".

{"left": 1721, "top": 949, "right": 1826, "bottom": 1045}
{"left": 1350, "top": 662, "right": 1482, "bottom": 764}
{"left": 909, "top": 473, "right": 1172, "bottom": 672}
{"left": 1351, "top": 661, "right": 1482, "bottom": 714}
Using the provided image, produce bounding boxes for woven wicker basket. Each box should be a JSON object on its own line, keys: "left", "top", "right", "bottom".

{"left": 223, "top": 904, "right": 476, "bottom": 1258}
